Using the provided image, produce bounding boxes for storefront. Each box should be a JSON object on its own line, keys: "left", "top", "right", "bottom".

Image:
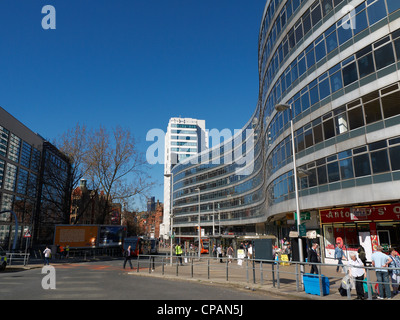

{"left": 320, "top": 203, "right": 400, "bottom": 263}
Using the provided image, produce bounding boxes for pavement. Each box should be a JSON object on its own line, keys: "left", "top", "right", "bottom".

{"left": 4, "top": 253, "right": 400, "bottom": 301}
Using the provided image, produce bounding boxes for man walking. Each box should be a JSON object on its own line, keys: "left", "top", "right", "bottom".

{"left": 308, "top": 243, "right": 320, "bottom": 274}
{"left": 372, "top": 245, "right": 392, "bottom": 299}
{"left": 334, "top": 242, "right": 347, "bottom": 272}
{"left": 43, "top": 246, "right": 51, "bottom": 265}
{"left": 123, "top": 245, "right": 133, "bottom": 269}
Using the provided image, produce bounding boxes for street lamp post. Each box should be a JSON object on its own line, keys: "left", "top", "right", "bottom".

{"left": 274, "top": 103, "right": 305, "bottom": 272}
{"left": 164, "top": 172, "right": 174, "bottom": 265}
{"left": 195, "top": 187, "right": 201, "bottom": 259}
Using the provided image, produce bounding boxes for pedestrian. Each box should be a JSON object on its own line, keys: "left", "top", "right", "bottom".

{"left": 388, "top": 248, "right": 400, "bottom": 295}
{"left": 217, "top": 245, "right": 223, "bottom": 263}
{"left": 357, "top": 246, "right": 367, "bottom": 266}
{"left": 348, "top": 252, "right": 365, "bottom": 300}
{"left": 65, "top": 244, "right": 70, "bottom": 258}
{"left": 123, "top": 245, "right": 133, "bottom": 269}
{"left": 371, "top": 245, "right": 393, "bottom": 299}
{"left": 308, "top": 243, "right": 320, "bottom": 274}
{"left": 175, "top": 243, "right": 183, "bottom": 265}
{"left": 43, "top": 246, "right": 51, "bottom": 265}
{"left": 247, "top": 244, "right": 253, "bottom": 260}
{"left": 227, "top": 245, "right": 234, "bottom": 263}
{"left": 334, "top": 242, "right": 347, "bottom": 272}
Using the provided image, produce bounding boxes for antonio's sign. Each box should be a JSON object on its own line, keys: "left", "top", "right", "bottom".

{"left": 320, "top": 203, "right": 400, "bottom": 223}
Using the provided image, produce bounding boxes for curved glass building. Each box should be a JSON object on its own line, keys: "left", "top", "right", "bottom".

{"left": 170, "top": 0, "right": 400, "bottom": 261}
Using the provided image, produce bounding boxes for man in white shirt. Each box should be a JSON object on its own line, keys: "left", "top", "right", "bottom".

{"left": 348, "top": 252, "right": 365, "bottom": 300}
{"left": 43, "top": 246, "right": 51, "bottom": 265}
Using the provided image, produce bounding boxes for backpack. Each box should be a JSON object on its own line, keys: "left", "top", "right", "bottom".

{"left": 338, "top": 285, "right": 349, "bottom": 296}
{"left": 359, "top": 251, "right": 366, "bottom": 262}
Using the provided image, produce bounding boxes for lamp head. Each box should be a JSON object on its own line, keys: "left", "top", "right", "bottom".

{"left": 275, "top": 104, "right": 291, "bottom": 112}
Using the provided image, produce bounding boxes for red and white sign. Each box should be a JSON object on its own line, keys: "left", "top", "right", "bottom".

{"left": 320, "top": 203, "right": 400, "bottom": 223}
{"left": 24, "top": 230, "right": 31, "bottom": 238}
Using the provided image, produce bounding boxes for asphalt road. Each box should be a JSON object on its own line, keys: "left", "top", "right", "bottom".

{"left": 0, "top": 259, "right": 278, "bottom": 301}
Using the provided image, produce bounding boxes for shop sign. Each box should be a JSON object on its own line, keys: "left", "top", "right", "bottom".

{"left": 320, "top": 203, "right": 400, "bottom": 223}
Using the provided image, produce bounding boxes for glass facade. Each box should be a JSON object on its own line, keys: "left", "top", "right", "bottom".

{"left": 0, "top": 108, "right": 71, "bottom": 249}
{"left": 168, "top": 0, "right": 400, "bottom": 241}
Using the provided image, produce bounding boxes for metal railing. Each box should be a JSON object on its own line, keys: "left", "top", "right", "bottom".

{"left": 6, "top": 253, "right": 30, "bottom": 266}
{"left": 129, "top": 253, "right": 400, "bottom": 300}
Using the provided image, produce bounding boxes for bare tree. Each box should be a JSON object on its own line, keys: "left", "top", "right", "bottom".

{"left": 53, "top": 124, "right": 98, "bottom": 224}
{"left": 86, "top": 125, "right": 154, "bottom": 224}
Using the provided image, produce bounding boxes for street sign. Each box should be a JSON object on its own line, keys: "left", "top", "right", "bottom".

{"left": 294, "top": 211, "right": 311, "bottom": 221}
{"left": 24, "top": 230, "right": 31, "bottom": 238}
{"left": 299, "top": 224, "right": 307, "bottom": 237}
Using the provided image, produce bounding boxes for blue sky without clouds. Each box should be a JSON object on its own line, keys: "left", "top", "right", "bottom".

{"left": 0, "top": 0, "right": 266, "bottom": 209}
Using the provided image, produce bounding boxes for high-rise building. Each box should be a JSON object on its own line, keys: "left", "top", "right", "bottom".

{"left": 161, "top": 117, "right": 208, "bottom": 239}
{"left": 169, "top": 0, "right": 400, "bottom": 262}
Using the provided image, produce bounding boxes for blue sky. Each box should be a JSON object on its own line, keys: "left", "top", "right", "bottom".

{"left": 0, "top": 0, "right": 266, "bottom": 209}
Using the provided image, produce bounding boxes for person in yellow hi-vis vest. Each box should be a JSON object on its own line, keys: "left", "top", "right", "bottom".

{"left": 175, "top": 243, "right": 183, "bottom": 265}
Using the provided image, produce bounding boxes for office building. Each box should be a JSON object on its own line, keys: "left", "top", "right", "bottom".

{"left": 161, "top": 117, "right": 208, "bottom": 239}
{"left": 0, "top": 106, "right": 71, "bottom": 249}
{"left": 170, "top": 0, "right": 400, "bottom": 261}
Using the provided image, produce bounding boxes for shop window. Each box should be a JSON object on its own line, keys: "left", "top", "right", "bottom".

{"left": 370, "top": 149, "right": 390, "bottom": 173}
{"left": 364, "top": 99, "right": 382, "bottom": 124}
{"left": 389, "top": 146, "right": 400, "bottom": 170}
{"left": 348, "top": 106, "right": 365, "bottom": 129}
{"left": 353, "top": 153, "right": 371, "bottom": 177}
{"left": 382, "top": 91, "right": 400, "bottom": 118}
{"left": 374, "top": 43, "right": 395, "bottom": 70}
